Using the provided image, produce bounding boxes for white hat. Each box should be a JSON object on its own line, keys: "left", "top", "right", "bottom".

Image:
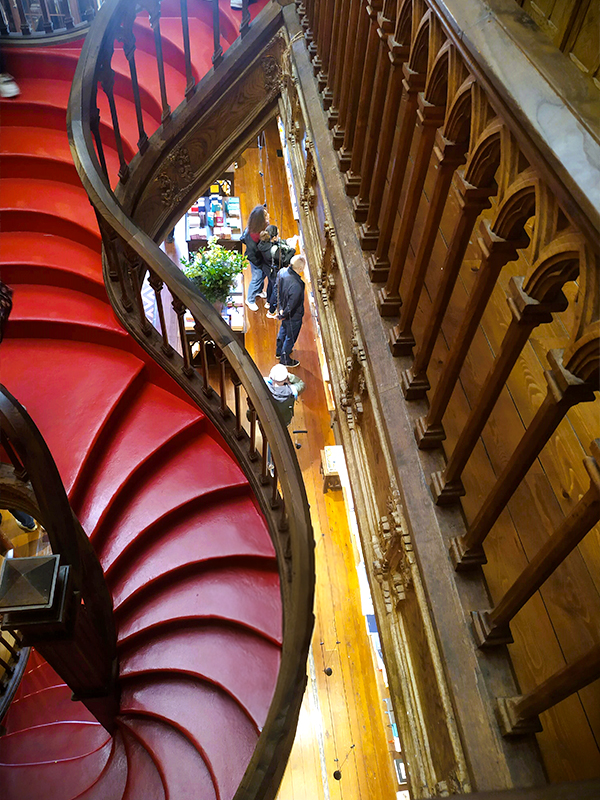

{"left": 269, "top": 364, "right": 289, "bottom": 382}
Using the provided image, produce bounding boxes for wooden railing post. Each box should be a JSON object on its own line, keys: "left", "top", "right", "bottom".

{"left": 180, "top": 0, "right": 195, "bottom": 97}
{"left": 14, "top": 0, "right": 31, "bottom": 35}
{"left": 450, "top": 349, "right": 597, "bottom": 569}
{"left": 390, "top": 132, "right": 467, "bottom": 354}
{"left": 148, "top": 0, "right": 171, "bottom": 122}
{"left": 58, "top": 0, "right": 74, "bottom": 30}
{"left": 325, "top": 0, "right": 352, "bottom": 124}
{"left": 471, "top": 440, "right": 600, "bottom": 647}
{"left": 121, "top": 18, "right": 149, "bottom": 154}
{"left": 414, "top": 221, "right": 527, "bottom": 448}
{"left": 400, "top": 171, "right": 495, "bottom": 400}
{"left": 212, "top": 0, "right": 223, "bottom": 67}
{"left": 378, "top": 97, "right": 445, "bottom": 315}
{"left": 367, "top": 66, "right": 425, "bottom": 281}
{"left": 172, "top": 296, "right": 194, "bottom": 376}
{"left": 240, "top": 0, "right": 251, "bottom": 38}
{"left": 314, "top": 0, "right": 336, "bottom": 92}
{"left": 38, "top": 0, "right": 54, "bottom": 34}
{"left": 99, "top": 59, "right": 130, "bottom": 182}
{"left": 331, "top": 0, "right": 363, "bottom": 148}
{"left": 497, "top": 643, "right": 600, "bottom": 737}
{"left": 148, "top": 270, "right": 172, "bottom": 355}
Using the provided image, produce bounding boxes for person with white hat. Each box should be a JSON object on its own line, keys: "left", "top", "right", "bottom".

{"left": 265, "top": 363, "right": 305, "bottom": 427}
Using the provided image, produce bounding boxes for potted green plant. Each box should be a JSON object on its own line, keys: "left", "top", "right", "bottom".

{"left": 181, "top": 237, "right": 246, "bottom": 308}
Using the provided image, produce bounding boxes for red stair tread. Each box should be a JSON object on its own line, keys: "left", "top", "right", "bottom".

{"left": 97, "top": 433, "right": 250, "bottom": 573}
{"left": 8, "top": 284, "right": 122, "bottom": 334}
{"left": 120, "top": 725, "right": 165, "bottom": 800}
{"left": 1, "top": 339, "right": 144, "bottom": 496}
{"left": 121, "top": 674, "right": 257, "bottom": 800}
{"left": 116, "top": 564, "right": 282, "bottom": 645}
{"left": 0, "top": 737, "right": 112, "bottom": 800}
{"left": 4, "top": 685, "right": 96, "bottom": 734}
{"left": 72, "top": 731, "right": 128, "bottom": 800}
{"left": 120, "top": 624, "right": 280, "bottom": 727}
{"left": 107, "top": 493, "right": 276, "bottom": 602}
{"left": 10, "top": 657, "right": 63, "bottom": 704}
{"left": 121, "top": 717, "right": 217, "bottom": 800}
{"left": 74, "top": 382, "right": 202, "bottom": 535}
{"left": 0, "top": 721, "right": 109, "bottom": 764}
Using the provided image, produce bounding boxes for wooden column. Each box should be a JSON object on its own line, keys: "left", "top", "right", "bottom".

{"left": 471, "top": 440, "right": 600, "bottom": 647}
{"left": 344, "top": 0, "right": 389, "bottom": 194}
{"left": 377, "top": 97, "right": 445, "bottom": 316}
{"left": 497, "top": 643, "right": 600, "bottom": 737}
{"left": 337, "top": 0, "right": 375, "bottom": 171}
{"left": 331, "top": 0, "right": 366, "bottom": 149}
{"left": 430, "top": 274, "right": 570, "bottom": 504}
{"left": 326, "top": 0, "right": 352, "bottom": 122}
{"left": 414, "top": 222, "right": 527, "bottom": 448}
{"left": 316, "top": 0, "right": 337, "bottom": 93}
{"left": 400, "top": 172, "right": 494, "bottom": 400}
{"left": 389, "top": 132, "right": 466, "bottom": 354}
{"left": 366, "top": 66, "right": 425, "bottom": 281}
{"left": 307, "top": 0, "right": 321, "bottom": 62}
{"left": 450, "top": 349, "right": 597, "bottom": 569}
{"left": 356, "top": 34, "right": 408, "bottom": 230}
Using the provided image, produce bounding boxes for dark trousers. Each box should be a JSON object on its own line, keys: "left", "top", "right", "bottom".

{"left": 276, "top": 317, "right": 302, "bottom": 359}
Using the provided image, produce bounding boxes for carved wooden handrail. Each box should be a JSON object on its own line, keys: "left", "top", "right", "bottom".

{"left": 68, "top": 2, "right": 315, "bottom": 797}
{"left": 0, "top": 385, "right": 119, "bottom": 730}
{"left": 0, "top": 0, "right": 99, "bottom": 39}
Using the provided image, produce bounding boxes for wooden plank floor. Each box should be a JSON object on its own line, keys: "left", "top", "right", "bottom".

{"left": 235, "top": 122, "right": 400, "bottom": 800}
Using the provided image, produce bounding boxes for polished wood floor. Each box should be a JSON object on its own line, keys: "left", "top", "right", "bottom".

{"left": 235, "top": 123, "right": 400, "bottom": 799}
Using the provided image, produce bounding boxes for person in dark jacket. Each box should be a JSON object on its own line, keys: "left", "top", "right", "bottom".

{"left": 276, "top": 255, "right": 306, "bottom": 368}
{"left": 264, "top": 363, "right": 305, "bottom": 427}
{"left": 258, "top": 224, "right": 296, "bottom": 319}
{"left": 242, "top": 204, "right": 269, "bottom": 311}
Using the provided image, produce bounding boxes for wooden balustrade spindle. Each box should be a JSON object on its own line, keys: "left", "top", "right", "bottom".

{"left": 378, "top": 98, "right": 446, "bottom": 316}
{"left": 148, "top": 270, "right": 171, "bottom": 355}
{"left": 326, "top": 0, "right": 352, "bottom": 123}
{"left": 471, "top": 440, "right": 600, "bottom": 647}
{"left": 390, "top": 133, "right": 467, "bottom": 354}
{"left": 38, "top": 0, "right": 54, "bottom": 34}
{"left": 260, "top": 424, "right": 270, "bottom": 485}
{"left": 247, "top": 399, "right": 258, "bottom": 461}
{"left": 0, "top": 0, "right": 14, "bottom": 35}
{"left": 301, "top": 0, "right": 315, "bottom": 46}
{"left": 121, "top": 23, "right": 149, "bottom": 154}
{"left": 400, "top": 171, "right": 494, "bottom": 400}
{"left": 172, "top": 296, "right": 194, "bottom": 376}
{"left": 497, "top": 643, "right": 600, "bottom": 737}
{"left": 367, "top": 66, "right": 425, "bottom": 280}
{"left": 331, "top": 0, "right": 363, "bottom": 148}
{"left": 431, "top": 269, "right": 574, "bottom": 504}
{"left": 241, "top": 0, "right": 251, "bottom": 38}
{"left": 415, "top": 222, "right": 526, "bottom": 449}
{"left": 99, "top": 63, "right": 129, "bottom": 182}
{"left": 200, "top": 329, "right": 213, "bottom": 396}
{"left": 126, "top": 257, "right": 152, "bottom": 335}
{"left": 99, "top": 220, "right": 133, "bottom": 311}
{"left": 350, "top": 0, "right": 395, "bottom": 207}
{"left": 315, "top": 0, "right": 336, "bottom": 93}
{"left": 217, "top": 347, "right": 229, "bottom": 416}
{"left": 14, "top": 0, "right": 31, "bottom": 35}
{"left": 149, "top": 4, "right": 171, "bottom": 122}
{"left": 232, "top": 374, "right": 243, "bottom": 438}
{"left": 212, "top": 0, "right": 223, "bottom": 66}
{"left": 1, "top": 433, "right": 28, "bottom": 482}
{"left": 450, "top": 349, "right": 597, "bottom": 569}
{"left": 180, "top": 0, "right": 195, "bottom": 96}
{"left": 337, "top": 0, "right": 375, "bottom": 171}
{"left": 344, "top": 0, "right": 385, "bottom": 190}
{"left": 271, "top": 464, "right": 280, "bottom": 509}
{"left": 90, "top": 105, "right": 110, "bottom": 182}
{"left": 356, "top": 33, "right": 409, "bottom": 228}
{"left": 312, "top": 0, "right": 330, "bottom": 78}
{"left": 59, "top": 0, "right": 74, "bottom": 29}
{"left": 307, "top": 0, "right": 322, "bottom": 63}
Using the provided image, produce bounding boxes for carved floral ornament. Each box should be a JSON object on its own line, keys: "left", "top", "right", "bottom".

{"left": 339, "top": 326, "right": 367, "bottom": 430}
{"left": 317, "top": 221, "right": 337, "bottom": 304}
{"left": 157, "top": 144, "right": 195, "bottom": 207}
{"left": 373, "top": 491, "right": 414, "bottom": 613}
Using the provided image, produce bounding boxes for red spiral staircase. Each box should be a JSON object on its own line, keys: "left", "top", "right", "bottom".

{"left": 0, "top": 3, "right": 286, "bottom": 798}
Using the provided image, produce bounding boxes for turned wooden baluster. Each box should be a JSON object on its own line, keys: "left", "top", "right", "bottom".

{"left": 301, "top": 0, "right": 315, "bottom": 49}
{"left": 450, "top": 349, "right": 598, "bottom": 569}
{"left": 367, "top": 66, "right": 425, "bottom": 281}
{"left": 216, "top": 345, "right": 229, "bottom": 417}
{"left": 344, "top": 0, "right": 388, "bottom": 193}
{"left": 414, "top": 221, "right": 527, "bottom": 448}
{"left": 390, "top": 132, "right": 467, "bottom": 353}
{"left": 337, "top": 0, "right": 379, "bottom": 172}
{"left": 400, "top": 170, "right": 495, "bottom": 400}
{"left": 124, "top": 251, "right": 152, "bottom": 335}
{"left": 240, "top": 0, "right": 250, "bottom": 38}
{"left": 378, "top": 97, "right": 445, "bottom": 315}
{"left": 247, "top": 398, "right": 258, "bottom": 461}
{"left": 199, "top": 328, "right": 213, "bottom": 396}
{"left": 180, "top": 0, "right": 195, "bottom": 97}
{"left": 232, "top": 373, "right": 243, "bottom": 438}
{"left": 0, "top": 0, "right": 14, "bottom": 34}
{"left": 99, "top": 218, "right": 133, "bottom": 311}
{"left": 496, "top": 643, "right": 600, "bottom": 737}
{"left": 148, "top": 1, "right": 171, "bottom": 122}
{"left": 58, "top": 0, "right": 74, "bottom": 29}
{"left": 121, "top": 18, "right": 149, "bottom": 154}
{"left": 148, "top": 270, "right": 171, "bottom": 354}
{"left": 1, "top": 431, "right": 28, "bottom": 481}
{"left": 99, "top": 60, "right": 129, "bottom": 182}
{"left": 307, "top": 0, "right": 322, "bottom": 64}
{"left": 331, "top": 0, "right": 363, "bottom": 148}
{"left": 212, "top": 0, "right": 223, "bottom": 67}
{"left": 326, "top": 0, "right": 352, "bottom": 123}
{"left": 471, "top": 439, "right": 600, "bottom": 648}
{"left": 90, "top": 105, "right": 110, "bottom": 183}
{"left": 356, "top": 13, "right": 410, "bottom": 230}
{"left": 270, "top": 463, "right": 280, "bottom": 509}
{"left": 172, "top": 296, "right": 194, "bottom": 376}
{"left": 13, "top": 0, "right": 31, "bottom": 34}
{"left": 38, "top": 0, "right": 54, "bottom": 34}
{"left": 349, "top": 0, "right": 396, "bottom": 206}
{"left": 315, "top": 0, "right": 336, "bottom": 93}
{"left": 260, "top": 422, "right": 270, "bottom": 485}
{"left": 431, "top": 238, "right": 580, "bottom": 504}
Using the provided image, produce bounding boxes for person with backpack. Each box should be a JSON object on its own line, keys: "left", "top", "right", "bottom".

{"left": 242, "top": 205, "right": 269, "bottom": 312}
{"left": 258, "top": 224, "right": 296, "bottom": 319}
{"left": 265, "top": 363, "right": 305, "bottom": 427}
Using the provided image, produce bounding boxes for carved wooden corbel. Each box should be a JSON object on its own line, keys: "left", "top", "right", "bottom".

{"left": 300, "top": 142, "right": 317, "bottom": 213}
{"left": 339, "top": 327, "right": 367, "bottom": 429}
{"left": 373, "top": 492, "right": 414, "bottom": 610}
{"left": 317, "top": 221, "right": 337, "bottom": 304}
{"left": 157, "top": 144, "right": 195, "bottom": 207}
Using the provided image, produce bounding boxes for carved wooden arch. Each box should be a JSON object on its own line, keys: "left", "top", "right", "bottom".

{"left": 522, "top": 229, "right": 582, "bottom": 303}
{"left": 394, "top": 0, "right": 413, "bottom": 45}
{"left": 443, "top": 75, "right": 475, "bottom": 144}
{"left": 408, "top": 8, "right": 430, "bottom": 74}
{"left": 463, "top": 117, "right": 503, "bottom": 188}
{"left": 564, "top": 243, "right": 600, "bottom": 385}
{"left": 489, "top": 168, "right": 538, "bottom": 242}
{"left": 424, "top": 40, "right": 451, "bottom": 107}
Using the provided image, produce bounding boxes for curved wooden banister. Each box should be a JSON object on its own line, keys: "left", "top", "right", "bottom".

{"left": 67, "top": 2, "right": 315, "bottom": 796}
